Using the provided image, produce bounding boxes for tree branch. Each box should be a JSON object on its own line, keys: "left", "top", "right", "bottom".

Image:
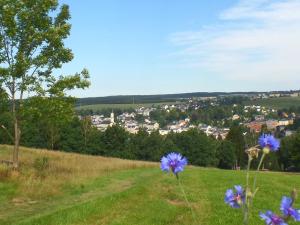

{"left": 0, "top": 23, "right": 12, "bottom": 67}
{"left": 0, "top": 124, "right": 14, "bottom": 142}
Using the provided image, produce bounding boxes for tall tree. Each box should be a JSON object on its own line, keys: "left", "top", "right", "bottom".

{"left": 101, "top": 125, "right": 131, "bottom": 158}
{"left": 280, "top": 132, "right": 300, "bottom": 171}
{"left": 226, "top": 125, "right": 247, "bottom": 168}
{"left": 217, "top": 141, "right": 236, "bottom": 169}
{"left": 0, "top": 0, "right": 90, "bottom": 168}
{"left": 170, "top": 129, "right": 218, "bottom": 167}
{"left": 22, "top": 96, "right": 76, "bottom": 150}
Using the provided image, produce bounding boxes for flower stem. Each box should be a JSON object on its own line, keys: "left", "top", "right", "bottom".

{"left": 243, "top": 209, "right": 249, "bottom": 225}
{"left": 243, "top": 158, "right": 252, "bottom": 225}
{"left": 252, "top": 153, "right": 266, "bottom": 195}
{"left": 246, "top": 158, "right": 251, "bottom": 193}
{"left": 177, "top": 176, "right": 198, "bottom": 225}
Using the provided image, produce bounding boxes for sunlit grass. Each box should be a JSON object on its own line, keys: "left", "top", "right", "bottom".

{"left": 1, "top": 145, "right": 300, "bottom": 225}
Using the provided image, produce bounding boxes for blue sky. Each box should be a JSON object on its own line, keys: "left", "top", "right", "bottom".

{"left": 59, "top": 0, "right": 300, "bottom": 97}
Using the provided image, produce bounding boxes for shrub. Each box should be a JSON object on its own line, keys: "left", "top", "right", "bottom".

{"left": 0, "top": 163, "right": 10, "bottom": 180}
{"left": 33, "top": 157, "right": 50, "bottom": 178}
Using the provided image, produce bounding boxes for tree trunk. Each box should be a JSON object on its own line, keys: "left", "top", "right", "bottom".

{"left": 13, "top": 118, "right": 20, "bottom": 169}
{"left": 12, "top": 92, "right": 20, "bottom": 169}
{"left": 50, "top": 126, "right": 54, "bottom": 150}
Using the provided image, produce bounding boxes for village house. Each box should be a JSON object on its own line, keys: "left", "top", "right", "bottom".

{"left": 90, "top": 112, "right": 115, "bottom": 131}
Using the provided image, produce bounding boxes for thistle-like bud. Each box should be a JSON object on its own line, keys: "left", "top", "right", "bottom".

{"left": 291, "top": 189, "right": 298, "bottom": 202}
{"left": 245, "top": 146, "right": 260, "bottom": 159}
{"left": 246, "top": 188, "right": 253, "bottom": 199}
{"left": 263, "top": 147, "right": 270, "bottom": 155}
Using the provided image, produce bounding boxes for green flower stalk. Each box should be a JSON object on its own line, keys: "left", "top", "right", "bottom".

{"left": 161, "top": 152, "right": 198, "bottom": 225}
{"left": 225, "top": 134, "right": 281, "bottom": 225}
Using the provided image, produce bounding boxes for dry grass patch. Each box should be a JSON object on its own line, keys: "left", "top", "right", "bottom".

{"left": 0, "top": 145, "right": 156, "bottom": 200}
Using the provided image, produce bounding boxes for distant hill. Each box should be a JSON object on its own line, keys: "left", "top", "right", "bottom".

{"left": 75, "top": 91, "right": 264, "bottom": 106}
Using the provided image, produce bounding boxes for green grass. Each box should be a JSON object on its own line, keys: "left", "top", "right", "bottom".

{"left": 75, "top": 102, "right": 177, "bottom": 111}
{"left": 1, "top": 146, "right": 300, "bottom": 225}
{"left": 244, "top": 96, "right": 300, "bottom": 109}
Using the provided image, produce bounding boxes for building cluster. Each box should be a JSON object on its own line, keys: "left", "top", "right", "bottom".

{"left": 198, "top": 124, "right": 230, "bottom": 140}
{"left": 80, "top": 92, "right": 300, "bottom": 139}
{"left": 243, "top": 105, "right": 276, "bottom": 114}
{"left": 117, "top": 111, "right": 160, "bottom": 134}
{"left": 158, "top": 118, "right": 195, "bottom": 135}
{"left": 269, "top": 92, "right": 300, "bottom": 98}
{"left": 252, "top": 91, "right": 300, "bottom": 99}
{"left": 90, "top": 113, "right": 115, "bottom": 131}
{"left": 85, "top": 107, "right": 231, "bottom": 140}
{"left": 86, "top": 108, "right": 160, "bottom": 134}
{"left": 245, "top": 114, "right": 295, "bottom": 135}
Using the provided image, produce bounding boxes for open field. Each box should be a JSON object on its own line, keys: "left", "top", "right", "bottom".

{"left": 1, "top": 145, "right": 300, "bottom": 225}
{"left": 76, "top": 102, "right": 177, "bottom": 111}
{"left": 244, "top": 96, "right": 300, "bottom": 109}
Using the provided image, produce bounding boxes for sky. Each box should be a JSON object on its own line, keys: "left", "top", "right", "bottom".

{"left": 58, "top": 0, "right": 300, "bottom": 97}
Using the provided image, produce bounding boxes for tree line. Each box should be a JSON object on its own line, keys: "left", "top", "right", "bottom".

{"left": 1, "top": 96, "right": 300, "bottom": 171}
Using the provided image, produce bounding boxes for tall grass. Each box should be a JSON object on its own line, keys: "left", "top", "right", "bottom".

{"left": 0, "top": 145, "right": 156, "bottom": 200}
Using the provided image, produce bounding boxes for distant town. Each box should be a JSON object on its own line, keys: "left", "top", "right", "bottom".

{"left": 77, "top": 90, "right": 300, "bottom": 139}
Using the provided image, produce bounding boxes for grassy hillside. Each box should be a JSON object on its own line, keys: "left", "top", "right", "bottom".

{"left": 1, "top": 145, "right": 300, "bottom": 225}
{"left": 244, "top": 96, "right": 300, "bottom": 109}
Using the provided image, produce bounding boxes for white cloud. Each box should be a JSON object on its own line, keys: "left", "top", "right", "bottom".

{"left": 169, "top": 0, "right": 300, "bottom": 87}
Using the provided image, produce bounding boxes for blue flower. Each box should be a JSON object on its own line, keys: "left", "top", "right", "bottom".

{"left": 260, "top": 211, "right": 287, "bottom": 225}
{"left": 280, "top": 196, "right": 300, "bottom": 221}
{"left": 224, "top": 185, "right": 245, "bottom": 208}
{"left": 161, "top": 152, "right": 187, "bottom": 175}
{"left": 258, "top": 134, "right": 280, "bottom": 152}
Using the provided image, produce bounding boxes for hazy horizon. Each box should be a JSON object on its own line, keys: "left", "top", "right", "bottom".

{"left": 76, "top": 89, "right": 300, "bottom": 99}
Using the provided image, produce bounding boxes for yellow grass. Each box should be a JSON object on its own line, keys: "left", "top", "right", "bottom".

{"left": 0, "top": 145, "right": 156, "bottom": 200}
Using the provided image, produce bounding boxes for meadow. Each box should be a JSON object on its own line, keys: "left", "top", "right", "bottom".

{"left": 1, "top": 145, "right": 300, "bottom": 225}
{"left": 244, "top": 96, "right": 300, "bottom": 109}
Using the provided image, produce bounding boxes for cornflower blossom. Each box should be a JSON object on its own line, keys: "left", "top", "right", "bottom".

{"left": 260, "top": 211, "right": 287, "bottom": 225}
{"left": 224, "top": 185, "right": 245, "bottom": 208}
{"left": 161, "top": 152, "right": 187, "bottom": 175}
{"left": 280, "top": 196, "right": 300, "bottom": 221}
{"left": 258, "top": 134, "right": 280, "bottom": 152}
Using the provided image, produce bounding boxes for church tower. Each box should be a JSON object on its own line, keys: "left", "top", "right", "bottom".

{"left": 110, "top": 111, "right": 115, "bottom": 125}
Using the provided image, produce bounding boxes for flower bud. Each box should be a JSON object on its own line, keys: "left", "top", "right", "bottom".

{"left": 263, "top": 147, "right": 270, "bottom": 154}
{"left": 245, "top": 147, "right": 260, "bottom": 159}
{"left": 291, "top": 189, "right": 298, "bottom": 202}
{"left": 247, "top": 190, "right": 253, "bottom": 199}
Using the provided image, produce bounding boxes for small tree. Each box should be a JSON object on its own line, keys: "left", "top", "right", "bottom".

{"left": 0, "top": 0, "right": 90, "bottom": 168}
{"left": 80, "top": 115, "right": 92, "bottom": 151}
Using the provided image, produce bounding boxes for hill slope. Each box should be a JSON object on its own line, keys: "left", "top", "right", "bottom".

{"left": 1, "top": 145, "right": 300, "bottom": 225}
{"left": 244, "top": 96, "right": 300, "bottom": 109}
{"left": 76, "top": 91, "right": 262, "bottom": 106}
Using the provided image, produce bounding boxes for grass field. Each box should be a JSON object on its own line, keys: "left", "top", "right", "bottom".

{"left": 1, "top": 145, "right": 300, "bottom": 225}
{"left": 75, "top": 102, "right": 177, "bottom": 111}
{"left": 244, "top": 96, "right": 300, "bottom": 109}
